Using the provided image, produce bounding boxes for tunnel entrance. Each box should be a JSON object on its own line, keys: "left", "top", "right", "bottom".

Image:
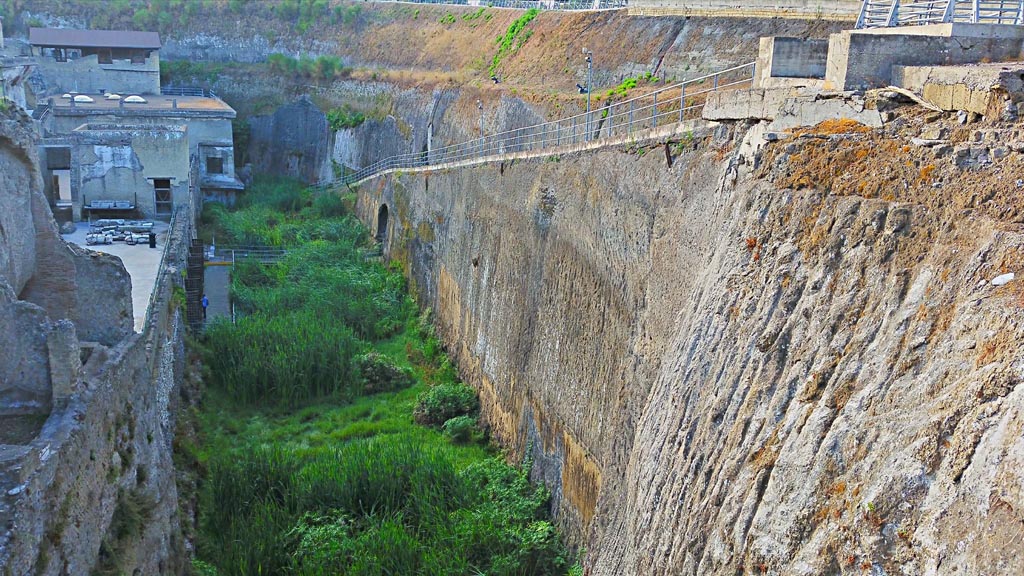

{"left": 376, "top": 204, "right": 389, "bottom": 244}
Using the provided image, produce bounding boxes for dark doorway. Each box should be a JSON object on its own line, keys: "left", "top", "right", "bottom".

{"left": 154, "top": 179, "right": 172, "bottom": 215}
{"left": 376, "top": 204, "right": 389, "bottom": 243}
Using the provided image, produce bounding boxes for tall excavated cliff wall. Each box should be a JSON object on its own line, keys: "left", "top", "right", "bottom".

{"left": 356, "top": 111, "right": 1024, "bottom": 574}
{"left": 0, "top": 107, "right": 190, "bottom": 575}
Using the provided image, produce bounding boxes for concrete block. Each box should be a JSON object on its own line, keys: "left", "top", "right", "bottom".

{"left": 895, "top": 62, "right": 1024, "bottom": 118}
{"left": 702, "top": 88, "right": 795, "bottom": 121}
{"left": 755, "top": 36, "right": 829, "bottom": 88}
{"left": 768, "top": 95, "right": 884, "bottom": 131}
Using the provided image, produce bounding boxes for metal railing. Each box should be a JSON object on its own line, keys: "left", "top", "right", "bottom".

{"left": 857, "top": 0, "right": 1024, "bottom": 27}
{"left": 161, "top": 86, "right": 219, "bottom": 98}
{"left": 334, "top": 62, "right": 754, "bottom": 185}
{"left": 206, "top": 244, "right": 289, "bottom": 264}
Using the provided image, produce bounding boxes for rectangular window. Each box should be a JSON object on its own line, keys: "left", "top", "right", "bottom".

{"left": 206, "top": 156, "right": 224, "bottom": 174}
{"left": 154, "top": 178, "right": 172, "bottom": 215}
{"left": 46, "top": 147, "right": 71, "bottom": 170}
{"left": 97, "top": 49, "right": 112, "bottom": 64}
{"left": 131, "top": 49, "right": 146, "bottom": 64}
{"left": 53, "top": 48, "right": 66, "bottom": 62}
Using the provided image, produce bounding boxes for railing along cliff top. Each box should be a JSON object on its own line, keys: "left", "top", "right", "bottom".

{"left": 335, "top": 61, "right": 755, "bottom": 186}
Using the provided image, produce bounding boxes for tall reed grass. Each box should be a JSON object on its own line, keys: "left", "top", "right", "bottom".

{"left": 200, "top": 440, "right": 569, "bottom": 575}
{"left": 196, "top": 178, "right": 573, "bottom": 575}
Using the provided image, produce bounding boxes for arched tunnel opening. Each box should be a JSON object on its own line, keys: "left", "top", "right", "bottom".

{"left": 376, "top": 204, "right": 389, "bottom": 244}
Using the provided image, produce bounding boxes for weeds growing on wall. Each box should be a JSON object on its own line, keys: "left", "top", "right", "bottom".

{"left": 194, "top": 177, "right": 576, "bottom": 575}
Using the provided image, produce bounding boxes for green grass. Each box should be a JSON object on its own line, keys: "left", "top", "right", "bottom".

{"left": 193, "top": 176, "right": 574, "bottom": 575}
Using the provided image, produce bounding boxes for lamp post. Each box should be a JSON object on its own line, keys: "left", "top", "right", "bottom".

{"left": 583, "top": 48, "right": 593, "bottom": 141}
{"left": 477, "top": 99, "right": 483, "bottom": 138}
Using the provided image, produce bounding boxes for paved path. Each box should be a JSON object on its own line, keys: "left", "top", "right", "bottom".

{"left": 203, "top": 265, "right": 232, "bottom": 323}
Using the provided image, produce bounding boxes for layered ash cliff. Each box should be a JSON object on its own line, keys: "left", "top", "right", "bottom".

{"left": 359, "top": 108, "right": 1023, "bottom": 575}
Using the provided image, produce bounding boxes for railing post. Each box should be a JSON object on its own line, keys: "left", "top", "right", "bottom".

{"left": 855, "top": 0, "right": 870, "bottom": 28}
{"left": 713, "top": 74, "right": 719, "bottom": 90}
{"left": 629, "top": 99, "right": 634, "bottom": 134}
{"left": 573, "top": 116, "right": 577, "bottom": 144}
{"left": 679, "top": 84, "right": 685, "bottom": 123}
{"left": 651, "top": 92, "right": 657, "bottom": 129}
{"left": 886, "top": 0, "right": 900, "bottom": 25}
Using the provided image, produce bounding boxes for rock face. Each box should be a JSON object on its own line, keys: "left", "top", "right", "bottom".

{"left": 357, "top": 112, "right": 1023, "bottom": 574}
{"left": 249, "top": 95, "right": 333, "bottom": 184}
{"left": 0, "top": 106, "right": 187, "bottom": 575}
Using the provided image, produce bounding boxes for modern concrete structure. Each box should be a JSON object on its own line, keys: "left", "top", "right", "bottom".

{"left": 825, "top": 22, "right": 1024, "bottom": 89}
{"left": 28, "top": 27, "right": 161, "bottom": 96}
{"left": 753, "top": 21, "right": 1024, "bottom": 92}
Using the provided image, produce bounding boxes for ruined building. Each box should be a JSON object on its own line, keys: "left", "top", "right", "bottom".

{"left": 28, "top": 27, "right": 242, "bottom": 222}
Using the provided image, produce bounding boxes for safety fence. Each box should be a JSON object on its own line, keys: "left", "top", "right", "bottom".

{"left": 205, "top": 245, "right": 289, "bottom": 264}
{"left": 335, "top": 61, "right": 754, "bottom": 185}
{"left": 856, "top": 0, "right": 1024, "bottom": 27}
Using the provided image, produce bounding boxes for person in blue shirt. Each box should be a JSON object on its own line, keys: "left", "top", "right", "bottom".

{"left": 201, "top": 294, "right": 209, "bottom": 319}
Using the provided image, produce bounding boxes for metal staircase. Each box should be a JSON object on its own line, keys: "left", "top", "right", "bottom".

{"left": 856, "top": 0, "right": 1024, "bottom": 28}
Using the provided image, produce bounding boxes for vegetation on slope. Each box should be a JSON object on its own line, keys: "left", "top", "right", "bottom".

{"left": 192, "top": 177, "right": 577, "bottom": 575}
{"left": 489, "top": 8, "right": 540, "bottom": 76}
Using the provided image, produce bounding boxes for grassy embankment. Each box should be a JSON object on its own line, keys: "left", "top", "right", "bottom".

{"left": 188, "top": 177, "right": 579, "bottom": 576}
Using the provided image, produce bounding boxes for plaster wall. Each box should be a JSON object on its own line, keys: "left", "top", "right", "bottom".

{"left": 73, "top": 126, "right": 190, "bottom": 219}
{"left": 31, "top": 52, "right": 160, "bottom": 96}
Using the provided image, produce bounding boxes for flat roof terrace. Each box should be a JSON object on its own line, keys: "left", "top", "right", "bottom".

{"left": 49, "top": 94, "right": 235, "bottom": 117}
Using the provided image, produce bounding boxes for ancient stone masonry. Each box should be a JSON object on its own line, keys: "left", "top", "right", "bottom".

{"left": 0, "top": 105, "right": 190, "bottom": 575}
{"left": 357, "top": 97, "right": 1024, "bottom": 573}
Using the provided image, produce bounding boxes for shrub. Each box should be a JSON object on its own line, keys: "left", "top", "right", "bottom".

{"left": 312, "top": 191, "right": 346, "bottom": 218}
{"left": 442, "top": 415, "right": 477, "bottom": 444}
{"left": 356, "top": 352, "right": 414, "bottom": 394}
{"left": 414, "top": 382, "right": 479, "bottom": 427}
{"left": 327, "top": 105, "right": 366, "bottom": 131}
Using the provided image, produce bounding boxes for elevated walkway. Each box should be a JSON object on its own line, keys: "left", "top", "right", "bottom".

{"left": 333, "top": 62, "right": 755, "bottom": 187}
